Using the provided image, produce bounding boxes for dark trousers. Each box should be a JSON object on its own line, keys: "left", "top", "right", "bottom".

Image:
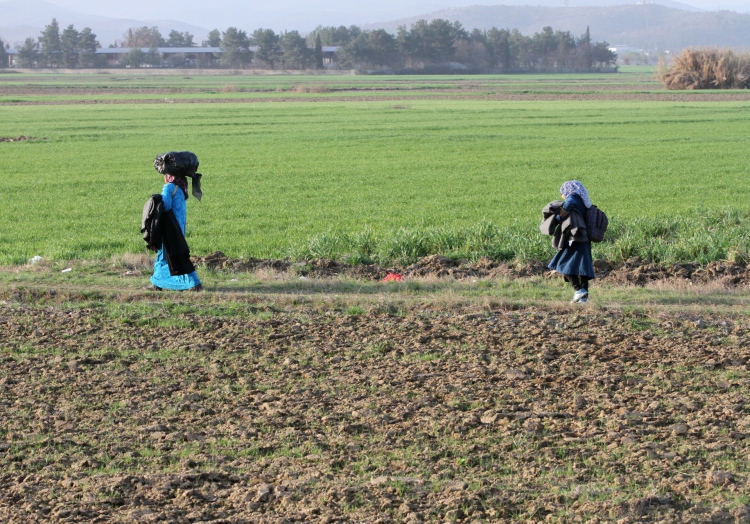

{"left": 564, "top": 275, "right": 590, "bottom": 291}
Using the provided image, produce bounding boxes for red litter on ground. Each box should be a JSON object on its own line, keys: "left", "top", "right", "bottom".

{"left": 383, "top": 273, "right": 404, "bottom": 282}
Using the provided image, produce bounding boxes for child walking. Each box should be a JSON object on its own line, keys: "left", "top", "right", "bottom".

{"left": 548, "top": 181, "right": 595, "bottom": 303}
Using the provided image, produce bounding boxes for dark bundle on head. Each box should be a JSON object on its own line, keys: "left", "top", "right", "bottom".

{"left": 154, "top": 151, "right": 203, "bottom": 202}
{"left": 154, "top": 151, "right": 199, "bottom": 177}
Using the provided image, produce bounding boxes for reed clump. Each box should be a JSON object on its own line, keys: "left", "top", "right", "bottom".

{"left": 292, "top": 85, "right": 328, "bottom": 93}
{"left": 658, "top": 47, "right": 750, "bottom": 89}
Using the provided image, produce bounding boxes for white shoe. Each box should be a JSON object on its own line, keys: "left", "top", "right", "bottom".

{"left": 571, "top": 289, "right": 589, "bottom": 303}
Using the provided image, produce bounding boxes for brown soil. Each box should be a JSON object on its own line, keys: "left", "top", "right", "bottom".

{"left": 0, "top": 87, "right": 193, "bottom": 96}
{"left": 0, "top": 295, "right": 749, "bottom": 523}
{"left": 0, "top": 84, "right": 653, "bottom": 97}
{"left": 193, "top": 251, "right": 750, "bottom": 288}
{"left": 5, "top": 92, "right": 750, "bottom": 106}
{"left": 0, "top": 135, "right": 39, "bottom": 142}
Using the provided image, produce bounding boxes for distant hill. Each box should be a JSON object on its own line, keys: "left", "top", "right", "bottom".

{"left": 365, "top": 4, "right": 750, "bottom": 51}
{"left": 0, "top": 0, "right": 208, "bottom": 47}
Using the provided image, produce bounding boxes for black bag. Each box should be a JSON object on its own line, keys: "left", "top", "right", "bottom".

{"left": 153, "top": 151, "right": 199, "bottom": 177}
{"left": 154, "top": 151, "right": 203, "bottom": 201}
{"left": 140, "top": 192, "right": 196, "bottom": 276}
{"left": 141, "top": 194, "right": 164, "bottom": 252}
{"left": 585, "top": 205, "right": 609, "bottom": 243}
{"left": 162, "top": 210, "right": 196, "bottom": 276}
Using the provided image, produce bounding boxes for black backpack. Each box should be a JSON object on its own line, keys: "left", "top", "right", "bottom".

{"left": 585, "top": 205, "right": 609, "bottom": 242}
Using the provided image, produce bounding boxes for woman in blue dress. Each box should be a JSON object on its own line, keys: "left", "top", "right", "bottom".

{"left": 149, "top": 173, "right": 202, "bottom": 291}
{"left": 548, "top": 180, "right": 595, "bottom": 303}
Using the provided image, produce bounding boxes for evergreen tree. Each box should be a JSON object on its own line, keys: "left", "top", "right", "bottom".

{"left": 203, "top": 29, "right": 221, "bottom": 47}
{"left": 531, "top": 26, "right": 556, "bottom": 66}
{"left": 367, "top": 29, "right": 397, "bottom": 67}
{"left": 315, "top": 33, "right": 324, "bottom": 69}
{"left": 398, "top": 19, "right": 457, "bottom": 65}
{"left": 307, "top": 25, "right": 359, "bottom": 47}
{"left": 470, "top": 29, "right": 487, "bottom": 44}
{"left": 122, "top": 27, "right": 164, "bottom": 48}
{"left": 591, "top": 42, "right": 616, "bottom": 66}
{"left": 450, "top": 21, "right": 469, "bottom": 42}
{"left": 0, "top": 38, "right": 7, "bottom": 68}
{"left": 220, "top": 27, "right": 252, "bottom": 68}
{"left": 60, "top": 25, "right": 80, "bottom": 68}
{"left": 486, "top": 28, "right": 511, "bottom": 70}
{"left": 167, "top": 30, "right": 194, "bottom": 47}
{"left": 581, "top": 26, "right": 591, "bottom": 46}
{"left": 577, "top": 26, "right": 593, "bottom": 68}
{"left": 280, "top": 30, "right": 311, "bottom": 69}
{"left": 145, "top": 46, "right": 161, "bottom": 66}
{"left": 337, "top": 32, "right": 368, "bottom": 69}
{"left": 509, "top": 28, "right": 533, "bottom": 69}
{"left": 251, "top": 28, "right": 282, "bottom": 69}
{"left": 123, "top": 48, "right": 145, "bottom": 67}
{"left": 17, "top": 38, "right": 39, "bottom": 68}
{"left": 77, "top": 28, "right": 100, "bottom": 68}
{"left": 39, "top": 18, "right": 62, "bottom": 67}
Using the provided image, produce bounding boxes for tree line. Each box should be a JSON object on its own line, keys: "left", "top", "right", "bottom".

{"left": 215, "top": 21, "right": 615, "bottom": 70}
{"left": 6, "top": 19, "right": 100, "bottom": 68}
{"left": 2, "top": 18, "right": 616, "bottom": 71}
{"left": 317, "top": 21, "right": 616, "bottom": 71}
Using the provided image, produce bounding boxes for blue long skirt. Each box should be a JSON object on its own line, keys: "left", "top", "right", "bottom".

{"left": 548, "top": 241, "right": 595, "bottom": 279}
{"left": 150, "top": 247, "right": 202, "bottom": 290}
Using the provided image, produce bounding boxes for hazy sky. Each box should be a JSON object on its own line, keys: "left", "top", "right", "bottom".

{"left": 23, "top": 0, "right": 750, "bottom": 29}
{"left": 17, "top": 0, "right": 494, "bottom": 29}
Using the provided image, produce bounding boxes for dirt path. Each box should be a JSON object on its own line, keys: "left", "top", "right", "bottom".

{"left": 193, "top": 252, "right": 750, "bottom": 289}
{"left": 0, "top": 293, "right": 748, "bottom": 523}
{"left": 4, "top": 92, "right": 750, "bottom": 106}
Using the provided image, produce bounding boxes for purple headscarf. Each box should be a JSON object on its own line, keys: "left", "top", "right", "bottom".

{"left": 165, "top": 174, "right": 189, "bottom": 199}
{"left": 560, "top": 180, "right": 592, "bottom": 209}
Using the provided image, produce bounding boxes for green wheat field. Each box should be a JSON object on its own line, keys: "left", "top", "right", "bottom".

{"left": 1, "top": 69, "right": 750, "bottom": 266}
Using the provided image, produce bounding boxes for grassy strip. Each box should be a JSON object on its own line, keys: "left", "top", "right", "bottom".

{"left": 290, "top": 209, "right": 750, "bottom": 266}
{"left": 5, "top": 258, "right": 750, "bottom": 312}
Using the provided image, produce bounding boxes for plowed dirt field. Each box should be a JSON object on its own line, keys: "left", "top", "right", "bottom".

{"left": 1, "top": 281, "right": 749, "bottom": 523}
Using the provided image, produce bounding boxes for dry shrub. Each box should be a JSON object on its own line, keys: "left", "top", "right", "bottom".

{"left": 221, "top": 84, "right": 238, "bottom": 93}
{"left": 291, "top": 85, "right": 328, "bottom": 93}
{"left": 118, "top": 253, "right": 153, "bottom": 270}
{"left": 658, "top": 47, "right": 750, "bottom": 89}
{"left": 727, "top": 248, "right": 750, "bottom": 265}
